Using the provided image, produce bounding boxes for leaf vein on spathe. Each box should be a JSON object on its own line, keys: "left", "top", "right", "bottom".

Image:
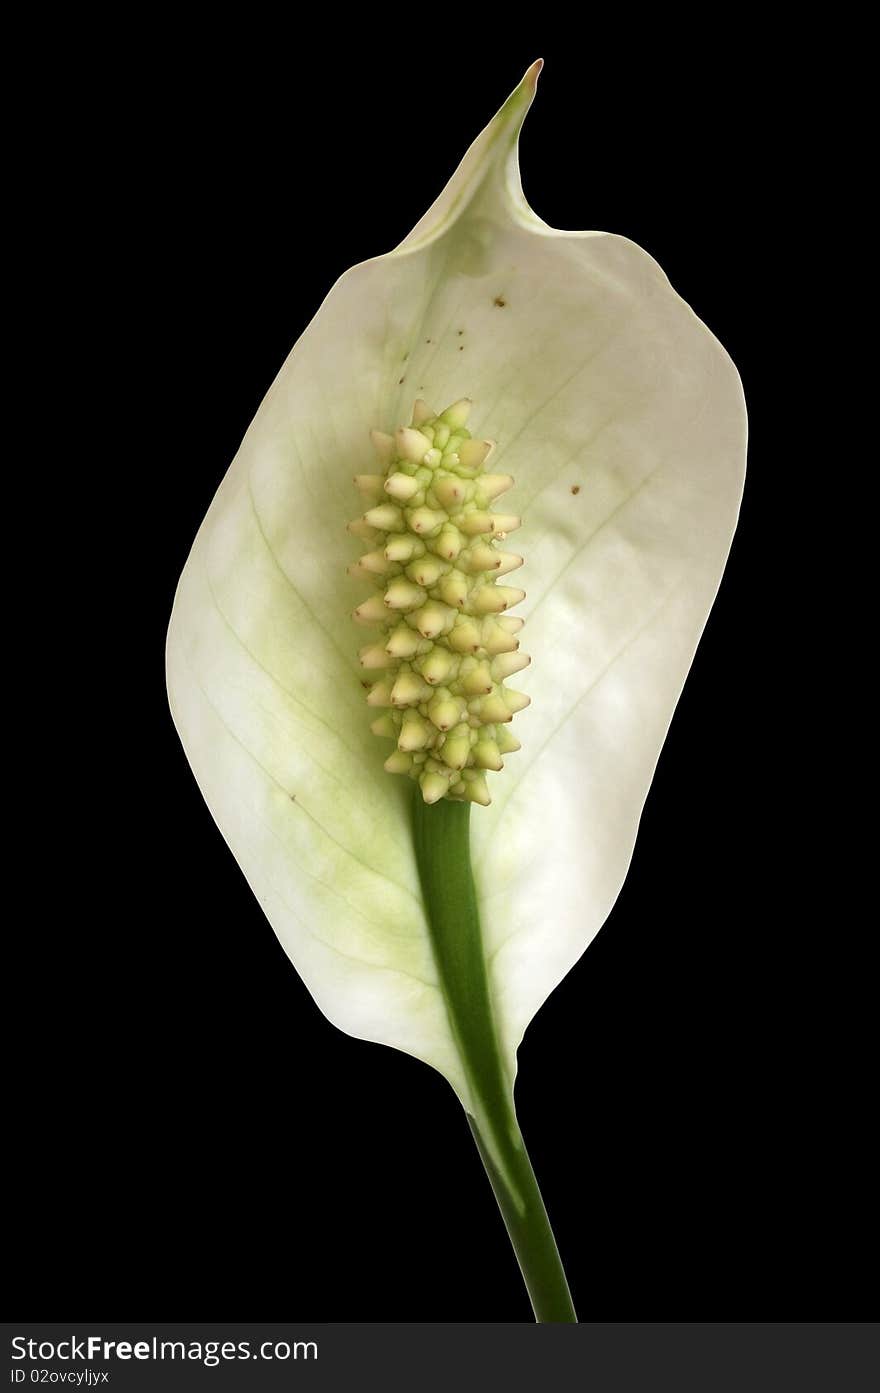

{"left": 277, "top": 779, "right": 422, "bottom": 916}
{"left": 477, "top": 576, "right": 685, "bottom": 880}
{"left": 520, "top": 406, "right": 643, "bottom": 559}
{"left": 249, "top": 856, "right": 440, "bottom": 994}
{"left": 288, "top": 415, "right": 332, "bottom": 517}
{"left": 302, "top": 930, "right": 440, "bottom": 994}
{"left": 402, "top": 265, "right": 474, "bottom": 396}
{"left": 484, "top": 315, "right": 638, "bottom": 471}
{"left": 391, "top": 243, "right": 459, "bottom": 423}
{"left": 525, "top": 452, "right": 673, "bottom": 629}
{"left": 246, "top": 472, "right": 357, "bottom": 677}
{"left": 236, "top": 681, "right": 381, "bottom": 803}
{"left": 202, "top": 553, "right": 375, "bottom": 776}
{"left": 238, "top": 796, "right": 427, "bottom": 949}
{"left": 525, "top": 359, "right": 717, "bottom": 569}
{"left": 184, "top": 644, "right": 423, "bottom": 910}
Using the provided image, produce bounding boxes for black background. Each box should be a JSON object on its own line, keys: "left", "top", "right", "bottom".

{"left": 9, "top": 27, "right": 868, "bottom": 1322}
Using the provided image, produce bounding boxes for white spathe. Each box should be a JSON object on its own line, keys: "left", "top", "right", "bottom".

{"left": 166, "top": 61, "right": 747, "bottom": 1112}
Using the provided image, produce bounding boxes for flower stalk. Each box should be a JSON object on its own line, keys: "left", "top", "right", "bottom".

{"left": 412, "top": 792, "right": 577, "bottom": 1322}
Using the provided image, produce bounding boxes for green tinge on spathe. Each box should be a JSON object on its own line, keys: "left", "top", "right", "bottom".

{"left": 349, "top": 397, "right": 529, "bottom": 807}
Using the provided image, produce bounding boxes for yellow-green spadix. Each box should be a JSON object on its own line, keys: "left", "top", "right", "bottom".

{"left": 166, "top": 59, "right": 746, "bottom": 1128}
{"left": 349, "top": 397, "right": 527, "bottom": 806}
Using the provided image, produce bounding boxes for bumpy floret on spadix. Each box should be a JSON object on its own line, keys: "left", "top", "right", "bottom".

{"left": 349, "top": 399, "right": 529, "bottom": 806}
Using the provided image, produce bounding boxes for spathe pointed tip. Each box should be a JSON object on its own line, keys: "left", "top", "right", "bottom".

{"left": 394, "top": 61, "right": 544, "bottom": 256}
{"left": 503, "top": 58, "right": 543, "bottom": 119}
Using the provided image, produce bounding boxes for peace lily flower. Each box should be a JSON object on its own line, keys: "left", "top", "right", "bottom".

{"left": 166, "top": 61, "right": 747, "bottom": 1321}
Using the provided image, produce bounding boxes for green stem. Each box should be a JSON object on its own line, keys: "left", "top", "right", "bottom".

{"left": 412, "top": 792, "right": 577, "bottom": 1323}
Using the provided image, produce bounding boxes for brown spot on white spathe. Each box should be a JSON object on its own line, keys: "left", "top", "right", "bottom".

{"left": 571, "top": 484, "right": 581, "bottom": 495}
{"left": 494, "top": 296, "right": 506, "bottom": 308}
